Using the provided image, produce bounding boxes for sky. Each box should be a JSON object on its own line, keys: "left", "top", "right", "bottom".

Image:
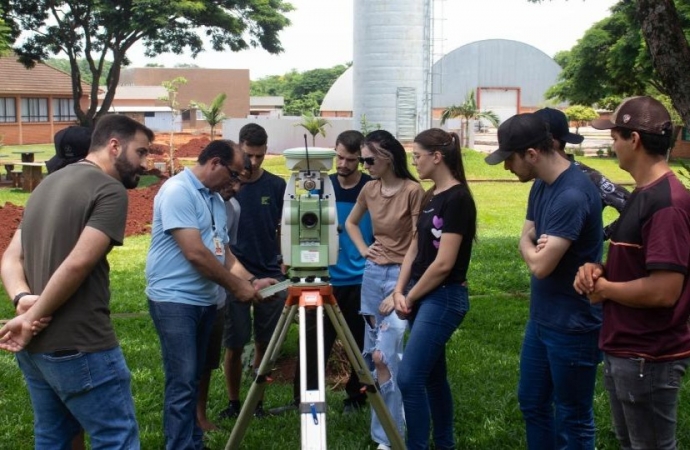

{"left": 127, "top": 0, "right": 620, "bottom": 80}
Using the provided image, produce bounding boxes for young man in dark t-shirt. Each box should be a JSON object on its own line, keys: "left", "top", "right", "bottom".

{"left": 575, "top": 96, "right": 690, "bottom": 449}
{"left": 221, "top": 123, "right": 287, "bottom": 418}
{"left": 485, "top": 113, "right": 603, "bottom": 449}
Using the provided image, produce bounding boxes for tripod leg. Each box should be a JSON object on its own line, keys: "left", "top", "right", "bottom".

{"left": 324, "top": 304, "right": 406, "bottom": 450}
{"left": 225, "top": 304, "right": 298, "bottom": 450}
{"left": 299, "top": 303, "right": 327, "bottom": 448}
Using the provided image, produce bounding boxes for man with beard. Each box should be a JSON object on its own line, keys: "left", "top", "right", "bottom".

{"left": 0, "top": 114, "right": 153, "bottom": 449}
{"left": 146, "top": 140, "right": 275, "bottom": 449}
{"left": 485, "top": 113, "right": 603, "bottom": 449}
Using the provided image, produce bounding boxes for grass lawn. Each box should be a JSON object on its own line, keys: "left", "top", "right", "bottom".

{"left": 0, "top": 149, "right": 689, "bottom": 448}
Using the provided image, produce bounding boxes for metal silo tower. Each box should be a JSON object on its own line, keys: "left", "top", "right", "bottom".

{"left": 353, "top": 0, "right": 430, "bottom": 140}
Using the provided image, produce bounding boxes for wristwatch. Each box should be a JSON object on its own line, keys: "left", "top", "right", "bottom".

{"left": 12, "top": 291, "right": 31, "bottom": 308}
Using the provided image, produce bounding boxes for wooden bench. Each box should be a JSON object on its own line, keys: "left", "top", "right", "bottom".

{"left": 4, "top": 164, "right": 14, "bottom": 181}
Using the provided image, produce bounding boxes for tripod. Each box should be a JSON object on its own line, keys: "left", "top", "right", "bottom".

{"left": 225, "top": 282, "right": 405, "bottom": 450}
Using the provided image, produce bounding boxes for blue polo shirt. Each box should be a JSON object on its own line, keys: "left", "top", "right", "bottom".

{"left": 146, "top": 169, "right": 229, "bottom": 306}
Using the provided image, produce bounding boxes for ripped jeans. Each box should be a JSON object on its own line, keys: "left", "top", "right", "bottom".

{"left": 361, "top": 260, "right": 407, "bottom": 446}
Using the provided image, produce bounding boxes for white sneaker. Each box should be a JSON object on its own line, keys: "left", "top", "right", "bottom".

{"left": 376, "top": 445, "right": 391, "bottom": 450}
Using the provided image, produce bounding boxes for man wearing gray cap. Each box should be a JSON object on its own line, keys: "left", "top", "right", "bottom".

{"left": 575, "top": 96, "right": 690, "bottom": 450}
{"left": 486, "top": 113, "right": 603, "bottom": 449}
{"left": 534, "top": 108, "right": 629, "bottom": 239}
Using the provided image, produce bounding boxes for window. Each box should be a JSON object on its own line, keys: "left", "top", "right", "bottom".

{"left": 52, "top": 98, "right": 78, "bottom": 122}
{"left": 21, "top": 98, "right": 48, "bottom": 122}
{"left": 196, "top": 109, "right": 204, "bottom": 121}
{"left": 0, "top": 98, "right": 16, "bottom": 123}
{"left": 144, "top": 111, "right": 155, "bottom": 117}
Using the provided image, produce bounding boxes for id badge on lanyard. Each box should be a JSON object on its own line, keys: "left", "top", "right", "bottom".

{"left": 213, "top": 234, "right": 224, "bottom": 257}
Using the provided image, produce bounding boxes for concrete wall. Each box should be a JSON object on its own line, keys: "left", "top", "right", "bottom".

{"left": 222, "top": 117, "right": 355, "bottom": 155}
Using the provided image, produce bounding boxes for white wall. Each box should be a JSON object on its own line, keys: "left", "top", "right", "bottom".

{"left": 222, "top": 117, "right": 355, "bottom": 154}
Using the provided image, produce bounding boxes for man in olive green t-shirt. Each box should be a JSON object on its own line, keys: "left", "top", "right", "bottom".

{"left": 0, "top": 115, "right": 153, "bottom": 450}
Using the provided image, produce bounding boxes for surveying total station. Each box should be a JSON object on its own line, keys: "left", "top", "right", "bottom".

{"left": 225, "top": 143, "right": 404, "bottom": 450}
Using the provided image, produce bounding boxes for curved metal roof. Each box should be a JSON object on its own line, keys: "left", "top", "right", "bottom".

{"left": 321, "top": 39, "right": 563, "bottom": 113}
{"left": 431, "top": 39, "right": 562, "bottom": 108}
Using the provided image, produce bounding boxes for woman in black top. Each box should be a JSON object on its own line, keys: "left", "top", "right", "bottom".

{"left": 394, "top": 128, "right": 477, "bottom": 450}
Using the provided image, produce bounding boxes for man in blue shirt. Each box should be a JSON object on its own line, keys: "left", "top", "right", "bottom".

{"left": 146, "top": 140, "right": 273, "bottom": 449}
{"left": 485, "top": 114, "right": 603, "bottom": 449}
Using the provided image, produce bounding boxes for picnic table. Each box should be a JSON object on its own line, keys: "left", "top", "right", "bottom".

{"left": 12, "top": 150, "right": 41, "bottom": 163}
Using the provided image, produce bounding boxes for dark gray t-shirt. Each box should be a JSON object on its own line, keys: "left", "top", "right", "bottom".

{"left": 21, "top": 162, "right": 127, "bottom": 353}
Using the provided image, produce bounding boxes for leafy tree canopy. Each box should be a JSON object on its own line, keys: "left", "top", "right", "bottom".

{"left": 251, "top": 63, "right": 350, "bottom": 116}
{"left": 539, "top": 0, "right": 690, "bottom": 107}
{"left": 0, "top": 13, "right": 10, "bottom": 56}
{"left": 45, "top": 58, "right": 113, "bottom": 85}
{"left": 0, "top": 0, "right": 293, "bottom": 126}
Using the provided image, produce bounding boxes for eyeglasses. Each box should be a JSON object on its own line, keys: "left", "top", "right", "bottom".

{"left": 223, "top": 164, "right": 242, "bottom": 182}
{"left": 358, "top": 156, "right": 376, "bottom": 165}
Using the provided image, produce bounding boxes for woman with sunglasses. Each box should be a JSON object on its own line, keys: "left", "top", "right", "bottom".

{"left": 345, "top": 130, "right": 424, "bottom": 450}
{"left": 394, "top": 128, "right": 476, "bottom": 450}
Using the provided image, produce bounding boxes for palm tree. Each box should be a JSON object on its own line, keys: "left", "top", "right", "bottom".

{"left": 295, "top": 112, "right": 330, "bottom": 146}
{"left": 192, "top": 93, "right": 227, "bottom": 140}
{"left": 441, "top": 90, "right": 500, "bottom": 148}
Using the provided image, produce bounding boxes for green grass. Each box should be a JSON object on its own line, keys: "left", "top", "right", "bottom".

{"left": 0, "top": 143, "right": 54, "bottom": 162}
{"left": 1, "top": 149, "right": 690, "bottom": 448}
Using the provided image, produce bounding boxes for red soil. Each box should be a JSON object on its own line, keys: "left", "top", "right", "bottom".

{"left": 0, "top": 134, "right": 214, "bottom": 255}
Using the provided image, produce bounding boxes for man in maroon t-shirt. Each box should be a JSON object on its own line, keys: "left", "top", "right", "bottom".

{"left": 575, "top": 96, "right": 690, "bottom": 449}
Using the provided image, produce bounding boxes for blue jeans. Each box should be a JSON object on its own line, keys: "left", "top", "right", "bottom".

{"left": 149, "top": 299, "right": 216, "bottom": 450}
{"left": 361, "top": 260, "right": 407, "bottom": 446}
{"left": 398, "top": 283, "right": 470, "bottom": 450}
{"left": 518, "top": 320, "right": 601, "bottom": 450}
{"left": 604, "top": 353, "right": 690, "bottom": 450}
{"left": 16, "top": 347, "right": 139, "bottom": 450}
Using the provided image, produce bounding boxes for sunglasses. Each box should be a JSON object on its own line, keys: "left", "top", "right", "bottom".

{"left": 358, "top": 156, "right": 376, "bottom": 165}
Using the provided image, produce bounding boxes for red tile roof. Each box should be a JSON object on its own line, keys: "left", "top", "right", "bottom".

{"left": 0, "top": 56, "right": 88, "bottom": 95}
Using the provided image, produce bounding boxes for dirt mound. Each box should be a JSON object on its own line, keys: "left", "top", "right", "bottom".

{"left": 0, "top": 180, "right": 164, "bottom": 255}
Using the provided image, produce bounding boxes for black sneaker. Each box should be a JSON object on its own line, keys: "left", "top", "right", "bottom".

{"left": 343, "top": 397, "right": 367, "bottom": 414}
{"left": 254, "top": 404, "right": 268, "bottom": 418}
{"left": 218, "top": 403, "right": 241, "bottom": 420}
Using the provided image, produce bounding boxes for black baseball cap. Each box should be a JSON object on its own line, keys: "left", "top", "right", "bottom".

{"left": 484, "top": 114, "right": 550, "bottom": 165}
{"left": 534, "top": 108, "right": 584, "bottom": 144}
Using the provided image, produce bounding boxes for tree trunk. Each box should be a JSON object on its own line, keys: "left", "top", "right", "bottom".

{"left": 636, "top": 0, "right": 690, "bottom": 126}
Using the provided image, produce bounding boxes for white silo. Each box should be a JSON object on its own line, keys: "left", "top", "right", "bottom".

{"left": 353, "top": 0, "right": 430, "bottom": 140}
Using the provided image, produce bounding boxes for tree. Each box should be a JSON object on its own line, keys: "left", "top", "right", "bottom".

{"left": 160, "top": 77, "right": 187, "bottom": 176}
{"left": 295, "top": 113, "right": 330, "bottom": 146}
{"left": 251, "top": 64, "right": 350, "bottom": 116}
{"left": 46, "top": 58, "right": 113, "bottom": 85}
{"left": 0, "top": 14, "right": 10, "bottom": 56}
{"left": 531, "top": 0, "right": 690, "bottom": 127}
{"left": 440, "top": 90, "right": 500, "bottom": 148}
{"left": 192, "top": 93, "right": 227, "bottom": 140}
{"left": 564, "top": 105, "right": 598, "bottom": 135}
{"left": 0, "top": 0, "right": 292, "bottom": 127}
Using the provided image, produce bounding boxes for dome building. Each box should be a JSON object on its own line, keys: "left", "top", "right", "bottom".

{"left": 321, "top": 39, "right": 564, "bottom": 127}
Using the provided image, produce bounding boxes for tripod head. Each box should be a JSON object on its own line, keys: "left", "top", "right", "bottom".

{"left": 280, "top": 146, "right": 339, "bottom": 282}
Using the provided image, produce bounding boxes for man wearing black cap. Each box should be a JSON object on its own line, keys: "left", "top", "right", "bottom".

{"left": 534, "top": 108, "right": 629, "bottom": 239}
{"left": 485, "top": 113, "right": 604, "bottom": 449}
{"left": 575, "top": 96, "right": 690, "bottom": 449}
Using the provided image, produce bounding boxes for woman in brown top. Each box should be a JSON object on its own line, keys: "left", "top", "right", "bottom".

{"left": 345, "top": 130, "right": 424, "bottom": 449}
